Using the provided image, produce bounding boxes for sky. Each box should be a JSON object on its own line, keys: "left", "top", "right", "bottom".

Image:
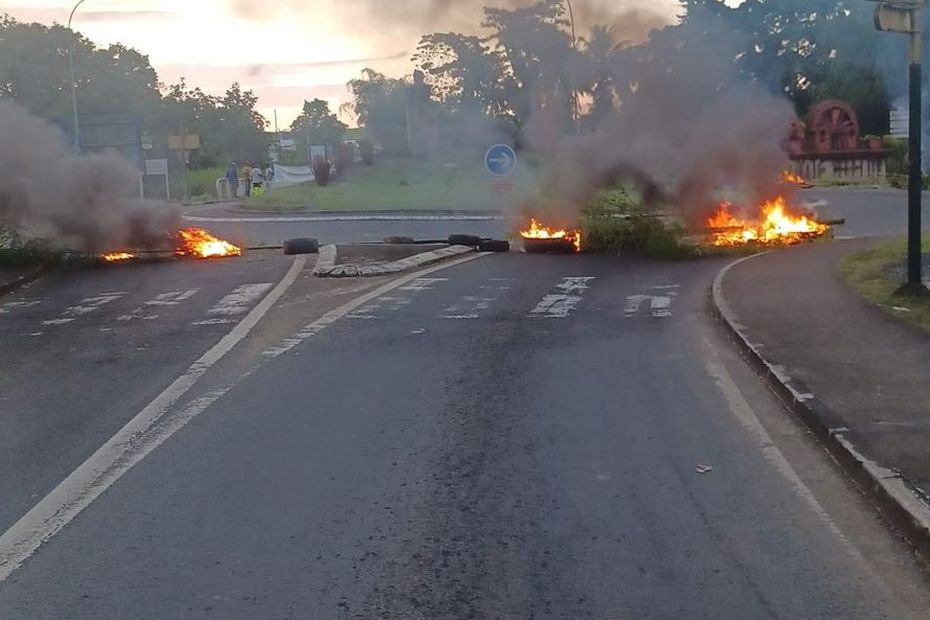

{"left": 0, "top": 0, "right": 739, "bottom": 128}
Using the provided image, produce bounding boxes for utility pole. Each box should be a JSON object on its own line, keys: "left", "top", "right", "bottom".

{"left": 872, "top": 0, "right": 929, "bottom": 293}
{"left": 67, "top": 0, "right": 88, "bottom": 154}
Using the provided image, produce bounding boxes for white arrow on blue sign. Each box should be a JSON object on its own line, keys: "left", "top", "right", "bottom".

{"left": 485, "top": 144, "right": 517, "bottom": 177}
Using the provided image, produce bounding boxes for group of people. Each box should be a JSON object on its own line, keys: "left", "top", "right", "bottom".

{"left": 226, "top": 161, "right": 274, "bottom": 198}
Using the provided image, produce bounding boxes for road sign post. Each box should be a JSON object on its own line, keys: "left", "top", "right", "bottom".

{"left": 485, "top": 144, "right": 517, "bottom": 177}
{"left": 872, "top": 0, "right": 929, "bottom": 293}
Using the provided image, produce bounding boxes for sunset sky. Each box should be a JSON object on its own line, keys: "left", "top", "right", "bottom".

{"left": 0, "top": 0, "right": 739, "bottom": 128}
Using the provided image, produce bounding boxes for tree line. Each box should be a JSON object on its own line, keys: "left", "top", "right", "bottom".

{"left": 0, "top": 1, "right": 912, "bottom": 168}
{"left": 348, "top": 0, "right": 909, "bottom": 155}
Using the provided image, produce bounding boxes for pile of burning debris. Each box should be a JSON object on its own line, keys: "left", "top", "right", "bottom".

{"left": 100, "top": 227, "right": 242, "bottom": 262}
{"left": 519, "top": 218, "right": 582, "bottom": 254}
{"left": 705, "top": 196, "right": 834, "bottom": 248}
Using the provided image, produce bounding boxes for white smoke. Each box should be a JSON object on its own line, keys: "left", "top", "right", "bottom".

{"left": 0, "top": 101, "right": 182, "bottom": 253}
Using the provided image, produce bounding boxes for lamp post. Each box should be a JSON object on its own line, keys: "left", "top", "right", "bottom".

{"left": 563, "top": 0, "right": 579, "bottom": 129}
{"left": 872, "top": 0, "right": 929, "bottom": 292}
{"left": 68, "top": 0, "right": 88, "bottom": 154}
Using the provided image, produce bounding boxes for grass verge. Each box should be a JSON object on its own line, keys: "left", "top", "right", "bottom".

{"left": 839, "top": 238, "right": 930, "bottom": 333}
{"left": 244, "top": 158, "right": 538, "bottom": 212}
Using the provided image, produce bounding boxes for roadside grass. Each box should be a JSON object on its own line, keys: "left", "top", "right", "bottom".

{"left": 840, "top": 238, "right": 930, "bottom": 333}
{"left": 244, "top": 158, "right": 538, "bottom": 212}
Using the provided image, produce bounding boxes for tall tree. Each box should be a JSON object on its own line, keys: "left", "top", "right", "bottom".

{"left": 345, "top": 69, "right": 410, "bottom": 154}
{"left": 290, "top": 98, "right": 347, "bottom": 156}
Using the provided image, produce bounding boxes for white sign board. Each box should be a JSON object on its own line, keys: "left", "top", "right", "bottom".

{"left": 145, "top": 158, "right": 169, "bottom": 176}
{"left": 274, "top": 164, "right": 314, "bottom": 187}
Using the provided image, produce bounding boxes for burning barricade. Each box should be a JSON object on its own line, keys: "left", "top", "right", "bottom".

{"left": 519, "top": 218, "right": 582, "bottom": 253}
{"left": 99, "top": 227, "right": 242, "bottom": 263}
{"left": 706, "top": 197, "right": 831, "bottom": 247}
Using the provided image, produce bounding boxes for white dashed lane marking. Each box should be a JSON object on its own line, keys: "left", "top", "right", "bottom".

{"left": 192, "top": 283, "right": 273, "bottom": 326}
{"left": 529, "top": 277, "right": 595, "bottom": 318}
{"left": 442, "top": 295, "right": 496, "bottom": 320}
{"left": 42, "top": 292, "right": 127, "bottom": 326}
{"left": 0, "top": 299, "right": 46, "bottom": 315}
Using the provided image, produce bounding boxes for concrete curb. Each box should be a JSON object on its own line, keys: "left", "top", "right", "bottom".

{"left": 0, "top": 266, "right": 46, "bottom": 298}
{"left": 313, "top": 245, "right": 476, "bottom": 278}
{"left": 712, "top": 252, "right": 930, "bottom": 560}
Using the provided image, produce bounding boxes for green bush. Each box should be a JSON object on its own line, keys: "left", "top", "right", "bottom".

{"left": 312, "top": 157, "right": 332, "bottom": 186}
{"left": 580, "top": 185, "right": 696, "bottom": 259}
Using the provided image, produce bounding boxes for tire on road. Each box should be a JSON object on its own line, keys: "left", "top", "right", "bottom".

{"left": 283, "top": 238, "right": 320, "bottom": 255}
{"left": 448, "top": 234, "right": 483, "bottom": 247}
{"left": 478, "top": 239, "right": 510, "bottom": 253}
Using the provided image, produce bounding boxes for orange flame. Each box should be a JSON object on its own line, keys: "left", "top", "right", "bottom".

{"left": 101, "top": 252, "right": 136, "bottom": 262}
{"left": 782, "top": 170, "right": 810, "bottom": 186}
{"left": 520, "top": 218, "right": 582, "bottom": 252}
{"left": 175, "top": 227, "right": 242, "bottom": 259}
{"left": 708, "top": 197, "right": 829, "bottom": 247}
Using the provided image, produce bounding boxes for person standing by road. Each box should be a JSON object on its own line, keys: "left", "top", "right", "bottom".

{"left": 226, "top": 161, "right": 239, "bottom": 199}
{"left": 250, "top": 164, "right": 264, "bottom": 197}
{"left": 264, "top": 163, "right": 274, "bottom": 192}
{"left": 241, "top": 161, "right": 253, "bottom": 197}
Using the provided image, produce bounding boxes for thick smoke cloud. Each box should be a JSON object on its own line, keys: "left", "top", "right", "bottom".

{"left": 524, "top": 10, "right": 796, "bottom": 227}
{"left": 231, "top": 0, "right": 670, "bottom": 44}
{"left": 0, "top": 102, "right": 181, "bottom": 253}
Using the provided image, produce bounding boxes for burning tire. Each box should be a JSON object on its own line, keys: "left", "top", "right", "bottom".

{"left": 478, "top": 239, "right": 510, "bottom": 253}
{"left": 522, "top": 238, "right": 577, "bottom": 254}
{"left": 283, "top": 238, "right": 320, "bottom": 255}
{"left": 448, "top": 234, "right": 483, "bottom": 247}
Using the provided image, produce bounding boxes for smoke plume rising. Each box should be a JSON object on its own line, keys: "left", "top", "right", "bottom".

{"left": 523, "top": 9, "right": 796, "bottom": 227}
{"left": 0, "top": 102, "right": 181, "bottom": 253}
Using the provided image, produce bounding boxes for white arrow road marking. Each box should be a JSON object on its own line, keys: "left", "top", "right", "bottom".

{"left": 651, "top": 296, "right": 673, "bottom": 318}
{"left": 192, "top": 283, "right": 273, "bottom": 326}
{"left": 624, "top": 291, "right": 676, "bottom": 318}
{"left": 42, "top": 292, "right": 127, "bottom": 326}
{"left": 118, "top": 289, "right": 200, "bottom": 322}
{"left": 556, "top": 277, "right": 596, "bottom": 294}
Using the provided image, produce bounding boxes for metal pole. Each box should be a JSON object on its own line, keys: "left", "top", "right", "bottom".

{"left": 563, "top": 0, "right": 578, "bottom": 130}
{"left": 906, "top": 5, "right": 924, "bottom": 287}
{"left": 67, "top": 0, "right": 88, "bottom": 154}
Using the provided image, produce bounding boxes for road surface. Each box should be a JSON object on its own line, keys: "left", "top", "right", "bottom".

{"left": 1, "top": 245, "right": 929, "bottom": 618}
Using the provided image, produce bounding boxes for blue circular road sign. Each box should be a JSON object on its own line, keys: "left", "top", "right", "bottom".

{"left": 485, "top": 144, "right": 517, "bottom": 177}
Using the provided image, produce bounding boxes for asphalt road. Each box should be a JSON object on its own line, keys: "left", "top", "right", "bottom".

{"left": 805, "top": 187, "right": 930, "bottom": 237}
{"left": 1, "top": 250, "right": 928, "bottom": 618}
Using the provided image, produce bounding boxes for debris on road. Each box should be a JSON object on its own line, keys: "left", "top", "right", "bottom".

{"left": 696, "top": 464, "right": 714, "bottom": 474}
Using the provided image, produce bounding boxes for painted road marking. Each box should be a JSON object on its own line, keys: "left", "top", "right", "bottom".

{"left": 192, "top": 283, "right": 273, "bottom": 326}
{"left": 400, "top": 277, "right": 448, "bottom": 292}
{"left": 0, "top": 256, "right": 309, "bottom": 584}
{"left": 624, "top": 285, "right": 678, "bottom": 318}
{"left": 42, "top": 292, "right": 127, "bottom": 326}
{"left": 442, "top": 295, "right": 496, "bottom": 320}
{"left": 556, "top": 277, "right": 595, "bottom": 294}
{"left": 0, "top": 299, "right": 45, "bottom": 315}
{"left": 119, "top": 289, "right": 200, "bottom": 322}
{"left": 529, "top": 277, "right": 595, "bottom": 318}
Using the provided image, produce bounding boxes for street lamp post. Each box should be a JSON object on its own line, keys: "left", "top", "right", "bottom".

{"left": 68, "top": 0, "right": 88, "bottom": 154}
{"left": 872, "top": 0, "right": 929, "bottom": 292}
{"left": 563, "top": 0, "right": 579, "bottom": 129}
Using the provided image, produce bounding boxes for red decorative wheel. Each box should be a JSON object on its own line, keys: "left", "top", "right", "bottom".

{"left": 806, "top": 100, "right": 860, "bottom": 152}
